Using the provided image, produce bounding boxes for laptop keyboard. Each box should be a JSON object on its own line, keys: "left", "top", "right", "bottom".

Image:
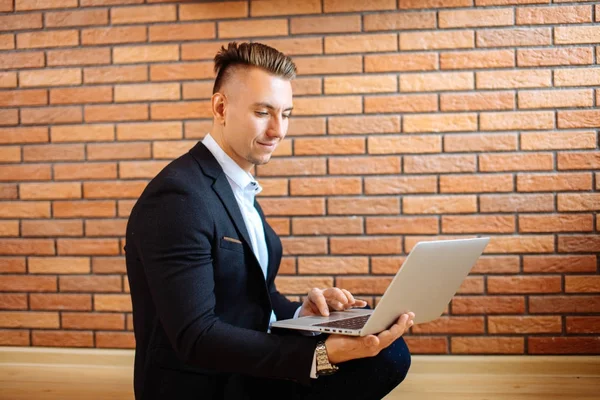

{"left": 313, "top": 315, "right": 370, "bottom": 330}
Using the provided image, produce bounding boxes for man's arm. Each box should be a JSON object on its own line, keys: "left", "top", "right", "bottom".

{"left": 129, "top": 179, "right": 317, "bottom": 384}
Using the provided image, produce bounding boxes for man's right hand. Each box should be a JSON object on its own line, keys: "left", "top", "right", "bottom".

{"left": 324, "top": 312, "right": 415, "bottom": 365}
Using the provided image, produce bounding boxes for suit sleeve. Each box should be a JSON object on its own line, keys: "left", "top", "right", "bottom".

{"left": 128, "top": 178, "right": 317, "bottom": 385}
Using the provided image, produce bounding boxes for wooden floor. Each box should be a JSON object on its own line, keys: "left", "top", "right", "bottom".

{"left": 1, "top": 347, "right": 599, "bottom": 400}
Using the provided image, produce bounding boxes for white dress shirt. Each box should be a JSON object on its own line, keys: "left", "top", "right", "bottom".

{"left": 202, "top": 134, "right": 319, "bottom": 378}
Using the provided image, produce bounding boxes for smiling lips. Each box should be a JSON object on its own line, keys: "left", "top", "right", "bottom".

{"left": 257, "top": 141, "right": 277, "bottom": 148}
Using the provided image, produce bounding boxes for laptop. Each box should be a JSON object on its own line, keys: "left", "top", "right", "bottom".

{"left": 271, "top": 237, "right": 490, "bottom": 336}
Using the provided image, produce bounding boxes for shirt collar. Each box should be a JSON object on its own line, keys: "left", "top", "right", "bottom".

{"left": 202, "top": 133, "right": 262, "bottom": 194}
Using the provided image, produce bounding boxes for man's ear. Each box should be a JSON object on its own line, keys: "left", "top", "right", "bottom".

{"left": 211, "top": 92, "right": 227, "bottom": 126}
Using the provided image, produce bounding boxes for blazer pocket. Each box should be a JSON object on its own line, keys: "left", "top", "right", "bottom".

{"left": 220, "top": 236, "right": 244, "bottom": 253}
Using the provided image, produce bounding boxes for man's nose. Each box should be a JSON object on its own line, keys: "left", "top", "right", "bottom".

{"left": 268, "top": 115, "right": 285, "bottom": 138}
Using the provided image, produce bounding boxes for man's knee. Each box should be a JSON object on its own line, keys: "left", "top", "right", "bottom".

{"left": 377, "top": 336, "right": 411, "bottom": 384}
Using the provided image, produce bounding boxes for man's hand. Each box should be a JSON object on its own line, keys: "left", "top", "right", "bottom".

{"left": 325, "top": 312, "right": 415, "bottom": 365}
{"left": 298, "top": 287, "right": 368, "bottom": 318}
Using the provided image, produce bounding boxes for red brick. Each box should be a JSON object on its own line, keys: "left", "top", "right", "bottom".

{"left": 62, "top": 312, "right": 124, "bottom": 330}
{"left": 0, "top": 312, "right": 59, "bottom": 328}
{"left": 324, "top": 0, "right": 394, "bottom": 12}
{"left": 401, "top": 72, "right": 473, "bottom": 92}
{"left": 51, "top": 125, "right": 114, "bottom": 144}
{"left": 54, "top": 162, "right": 117, "bottom": 180}
{"left": 364, "top": 11, "right": 435, "bottom": 31}
{"left": 404, "top": 114, "right": 477, "bottom": 133}
{"left": 517, "top": 47, "right": 593, "bottom": 67}
{"left": 96, "top": 331, "right": 135, "bottom": 349}
{"left": 486, "top": 236, "right": 554, "bottom": 254}
{"left": 405, "top": 154, "right": 476, "bottom": 173}
{"left": 57, "top": 239, "right": 120, "bottom": 256}
{"left": 451, "top": 296, "right": 525, "bottom": 314}
{"left": 325, "top": 75, "right": 396, "bottom": 94}
{"left": 280, "top": 238, "right": 327, "bottom": 255}
{"left": 366, "top": 54, "right": 437, "bottom": 75}
{"left": 219, "top": 19, "right": 287, "bottom": 38}
{"left": 290, "top": 177, "right": 361, "bottom": 196}
{"left": 113, "top": 45, "right": 178, "bottom": 64}
{"left": 45, "top": 9, "right": 108, "bottom": 27}
{"left": 328, "top": 156, "right": 401, "bottom": 175}
{"left": 365, "top": 94, "right": 438, "bottom": 114}
{"left": 0, "top": 33, "right": 13, "bottom": 50}
{"left": 259, "top": 179, "right": 288, "bottom": 197}
{"left": 86, "top": 219, "right": 128, "bottom": 237}
{"left": 0, "top": 52, "right": 44, "bottom": 69}
{"left": 84, "top": 65, "right": 148, "bottom": 84}
{"left": 256, "top": 158, "right": 325, "bottom": 177}
{"left": 403, "top": 195, "right": 477, "bottom": 214}
{"left": 521, "top": 214, "right": 593, "bottom": 233}
{"left": 476, "top": 0, "right": 553, "bottom": 4}
{"left": 519, "top": 89, "right": 593, "bottom": 109}
{"left": 566, "top": 317, "right": 600, "bottom": 334}
{"left": 0, "top": 294, "right": 27, "bottom": 310}
{"left": 21, "top": 107, "right": 82, "bottom": 125}
{"left": 22, "top": 220, "right": 84, "bottom": 237}
{"left": 17, "top": 30, "right": 78, "bottom": 49}
{"left": 488, "top": 276, "right": 561, "bottom": 294}
{"left": 50, "top": 86, "right": 112, "bottom": 105}
{"left": 0, "top": 89, "right": 47, "bottom": 108}
{"left": 256, "top": 198, "right": 324, "bottom": 216}
{"left": 297, "top": 257, "right": 368, "bottom": 275}
{"left": 116, "top": 122, "right": 181, "bottom": 141}
{"left": 529, "top": 337, "right": 600, "bottom": 355}
{"left": 479, "top": 153, "right": 553, "bottom": 172}
{"left": 370, "top": 257, "right": 405, "bottom": 275}
{"left": 558, "top": 110, "right": 600, "bottom": 129}
{"left": 325, "top": 33, "right": 397, "bottom": 54}
{"left": 364, "top": 176, "right": 437, "bottom": 195}
{"left": 444, "top": 134, "right": 517, "bottom": 152}
{"left": 0, "top": 72, "right": 17, "bottom": 88}
{"left": 400, "top": 31, "right": 474, "bottom": 50}
{"left": 291, "top": 15, "right": 359, "bottom": 35}
{"left": 555, "top": 26, "right": 600, "bottom": 45}
{"left": 471, "top": 256, "right": 520, "bottom": 274}
{"left": 555, "top": 68, "right": 600, "bottom": 87}
{"left": 328, "top": 116, "right": 399, "bottom": 135}
{"left": 517, "top": 172, "right": 592, "bottom": 192}
{"left": 0, "top": 257, "right": 25, "bottom": 273}
{"left": 92, "top": 257, "right": 126, "bottom": 274}
{"left": 53, "top": 200, "right": 115, "bottom": 218}
{"left": 20, "top": 182, "right": 81, "bottom": 200}
{"left": 292, "top": 217, "right": 363, "bottom": 235}
{"left": 28, "top": 257, "right": 89, "bottom": 274}
{"left": 477, "top": 70, "right": 551, "bottom": 89}
{"left": 23, "top": 144, "right": 84, "bottom": 162}
{"left": 440, "top": 9, "right": 513, "bottom": 28}
{"left": 265, "top": 218, "right": 289, "bottom": 236}
{"left": 87, "top": 143, "right": 151, "bottom": 161}
{"left": 565, "top": 276, "right": 600, "bottom": 293}
{"left": 153, "top": 140, "right": 198, "bottom": 160}
{"left": 404, "top": 337, "right": 448, "bottom": 354}
{"left": 85, "top": 104, "right": 148, "bottom": 123}
{"left": 179, "top": 1, "right": 247, "bottom": 21}
{"left": 558, "top": 152, "right": 600, "bottom": 170}
{"left": 0, "top": 330, "right": 29, "bottom": 346}
{"left": 287, "top": 118, "right": 326, "bottom": 136}
{"left": 47, "top": 48, "right": 110, "bottom": 67}
{"left": 252, "top": 0, "right": 319, "bottom": 16}
{"left": 60, "top": 276, "right": 121, "bottom": 293}
{"left": 442, "top": 216, "right": 514, "bottom": 234}
{"left": 328, "top": 197, "right": 399, "bottom": 215}
{"left": 0, "top": 275, "right": 56, "bottom": 292}
{"left": 33, "top": 331, "right": 93, "bottom": 348}
{"left": 0, "top": 202, "right": 50, "bottom": 218}
{"left": 558, "top": 193, "right": 600, "bottom": 212}
{"left": 150, "top": 101, "right": 211, "bottom": 120}
{"left": 111, "top": 4, "right": 175, "bottom": 24}
{"left": 412, "top": 317, "right": 485, "bottom": 334}
{"left": 0, "top": 127, "right": 48, "bottom": 144}
{"left": 149, "top": 22, "right": 214, "bottom": 42}
{"left": 16, "top": 0, "right": 77, "bottom": 10}
{"left": 0, "top": 109, "right": 18, "bottom": 126}
{"left": 118, "top": 161, "right": 168, "bottom": 179}
{"left": 294, "top": 138, "right": 365, "bottom": 155}
{"left": 0, "top": 185, "right": 18, "bottom": 200}
{"left": 517, "top": 5, "right": 591, "bottom": 24}
{"left": 30, "top": 294, "right": 91, "bottom": 311}
{"left": 452, "top": 337, "right": 524, "bottom": 354}
{"left": 399, "top": 0, "right": 472, "bottom": 8}
{"left": 441, "top": 49, "right": 514, "bottom": 70}
{"left": 530, "top": 296, "right": 600, "bottom": 313}
{"left": 181, "top": 41, "right": 231, "bottom": 61}
{"left": 0, "top": 13, "right": 42, "bottom": 31}
{"left": 20, "top": 68, "right": 81, "bottom": 87}
{"left": 480, "top": 194, "right": 554, "bottom": 212}
{"left": 366, "top": 216, "right": 438, "bottom": 235}
{"left": 336, "top": 277, "right": 394, "bottom": 294}
{"left": 83, "top": 181, "right": 147, "bottom": 199}
{"left": 489, "top": 316, "right": 562, "bottom": 334}
{"left": 524, "top": 255, "right": 596, "bottom": 274}
{"left": 294, "top": 55, "right": 362, "bottom": 75}
{"left": 477, "top": 28, "right": 551, "bottom": 47}
{"left": 521, "top": 131, "right": 596, "bottom": 150}
{"left": 182, "top": 82, "right": 214, "bottom": 99}
{"left": 0, "top": 221, "right": 19, "bottom": 236}
{"left": 0, "top": 0, "right": 11, "bottom": 11}
{"left": 0, "top": 164, "right": 51, "bottom": 181}
{"left": 82, "top": 26, "right": 146, "bottom": 45}
{"left": 558, "top": 235, "right": 600, "bottom": 253}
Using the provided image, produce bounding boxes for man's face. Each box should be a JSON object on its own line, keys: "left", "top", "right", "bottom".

{"left": 215, "top": 66, "right": 293, "bottom": 171}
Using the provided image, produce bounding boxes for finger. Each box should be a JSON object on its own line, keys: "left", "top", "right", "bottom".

{"left": 324, "top": 288, "right": 349, "bottom": 307}
{"left": 340, "top": 289, "right": 356, "bottom": 305}
{"left": 363, "top": 335, "right": 379, "bottom": 347}
{"left": 308, "top": 289, "right": 330, "bottom": 316}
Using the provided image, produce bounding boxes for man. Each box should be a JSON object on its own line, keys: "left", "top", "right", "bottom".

{"left": 125, "top": 42, "right": 414, "bottom": 400}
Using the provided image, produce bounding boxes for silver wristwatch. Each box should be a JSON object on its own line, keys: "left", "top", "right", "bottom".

{"left": 315, "top": 340, "right": 339, "bottom": 376}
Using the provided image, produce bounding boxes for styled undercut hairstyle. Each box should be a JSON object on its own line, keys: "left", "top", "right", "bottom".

{"left": 212, "top": 42, "right": 297, "bottom": 94}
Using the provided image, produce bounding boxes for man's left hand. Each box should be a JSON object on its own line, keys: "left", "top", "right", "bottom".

{"left": 298, "top": 287, "right": 368, "bottom": 317}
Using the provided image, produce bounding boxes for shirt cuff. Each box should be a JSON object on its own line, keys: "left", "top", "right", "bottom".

{"left": 293, "top": 305, "right": 302, "bottom": 319}
{"left": 310, "top": 348, "right": 318, "bottom": 379}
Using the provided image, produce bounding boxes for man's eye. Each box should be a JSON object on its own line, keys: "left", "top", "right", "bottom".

{"left": 283, "top": 114, "right": 291, "bottom": 119}
{"left": 255, "top": 111, "right": 269, "bottom": 116}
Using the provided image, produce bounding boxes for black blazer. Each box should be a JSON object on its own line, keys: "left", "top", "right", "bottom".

{"left": 125, "top": 142, "right": 318, "bottom": 399}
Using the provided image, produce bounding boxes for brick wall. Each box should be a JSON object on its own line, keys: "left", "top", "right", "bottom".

{"left": 0, "top": 0, "right": 599, "bottom": 354}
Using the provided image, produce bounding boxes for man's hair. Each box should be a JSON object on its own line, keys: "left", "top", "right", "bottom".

{"left": 212, "top": 42, "right": 297, "bottom": 94}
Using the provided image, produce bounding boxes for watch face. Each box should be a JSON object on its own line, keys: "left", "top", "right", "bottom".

{"left": 317, "top": 368, "right": 338, "bottom": 376}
